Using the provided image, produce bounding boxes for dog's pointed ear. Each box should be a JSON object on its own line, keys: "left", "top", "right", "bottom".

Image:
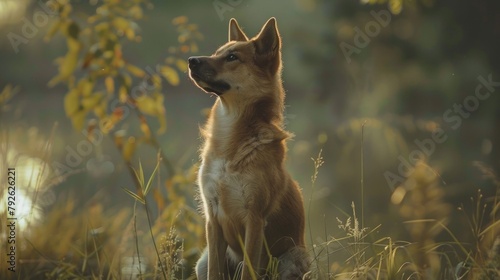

{"left": 228, "top": 18, "right": 248, "bottom": 42}
{"left": 253, "top": 17, "right": 281, "bottom": 74}
{"left": 253, "top": 17, "right": 280, "bottom": 56}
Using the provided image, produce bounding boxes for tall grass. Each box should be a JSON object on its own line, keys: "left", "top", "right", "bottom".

{"left": 2, "top": 120, "right": 500, "bottom": 279}
{"left": 304, "top": 123, "right": 500, "bottom": 280}
{"left": 0, "top": 127, "right": 202, "bottom": 279}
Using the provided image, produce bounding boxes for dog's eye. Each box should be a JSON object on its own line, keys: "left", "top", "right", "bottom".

{"left": 226, "top": 54, "right": 238, "bottom": 62}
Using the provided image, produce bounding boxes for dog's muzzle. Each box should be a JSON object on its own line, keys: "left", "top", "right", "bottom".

{"left": 188, "top": 56, "right": 201, "bottom": 69}
{"left": 188, "top": 56, "right": 231, "bottom": 95}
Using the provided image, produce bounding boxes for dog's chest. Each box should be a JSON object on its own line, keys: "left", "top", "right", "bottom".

{"left": 199, "top": 158, "right": 248, "bottom": 221}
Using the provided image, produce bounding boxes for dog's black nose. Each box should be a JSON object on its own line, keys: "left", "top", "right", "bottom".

{"left": 188, "top": 57, "right": 201, "bottom": 69}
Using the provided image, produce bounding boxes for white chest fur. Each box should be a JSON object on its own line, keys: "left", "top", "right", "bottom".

{"left": 198, "top": 158, "right": 247, "bottom": 222}
{"left": 199, "top": 158, "right": 226, "bottom": 215}
{"left": 212, "top": 100, "right": 235, "bottom": 146}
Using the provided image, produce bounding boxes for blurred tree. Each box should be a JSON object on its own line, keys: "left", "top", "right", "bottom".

{"left": 42, "top": 1, "right": 206, "bottom": 277}
{"left": 45, "top": 0, "right": 202, "bottom": 179}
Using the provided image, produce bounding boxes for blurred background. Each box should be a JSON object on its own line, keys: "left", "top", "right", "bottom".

{"left": 0, "top": 0, "right": 499, "bottom": 279}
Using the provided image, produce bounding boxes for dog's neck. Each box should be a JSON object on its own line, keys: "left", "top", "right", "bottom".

{"left": 218, "top": 78, "right": 286, "bottom": 123}
{"left": 202, "top": 87, "right": 288, "bottom": 160}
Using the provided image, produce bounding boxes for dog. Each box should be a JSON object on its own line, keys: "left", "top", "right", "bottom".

{"left": 188, "top": 17, "right": 310, "bottom": 280}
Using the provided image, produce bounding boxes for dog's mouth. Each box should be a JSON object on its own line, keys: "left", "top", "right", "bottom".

{"left": 189, "top": 70, "right": 231, "bottom": 96}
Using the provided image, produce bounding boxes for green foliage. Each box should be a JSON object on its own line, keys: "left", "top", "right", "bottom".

{"left": 45, "top": 0, "right": 202, "bottom": 184}
{"left": 45, "top": 0, "right": 202, "bottom": 158}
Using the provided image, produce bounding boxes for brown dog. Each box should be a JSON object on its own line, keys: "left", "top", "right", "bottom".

{"left": 188, "top": 17, "right": 309, "bottom": 280}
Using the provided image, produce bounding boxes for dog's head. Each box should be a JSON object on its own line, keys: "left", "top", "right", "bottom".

{"left": 188, "top": 17, "right": 282, "bottom": 97}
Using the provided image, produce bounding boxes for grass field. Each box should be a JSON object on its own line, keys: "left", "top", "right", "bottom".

{"left": 1, "top": 128, "right": 499, "bottom": 280}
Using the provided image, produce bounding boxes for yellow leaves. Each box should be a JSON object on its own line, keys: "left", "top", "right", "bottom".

{"left": 48, "top": 37, "right": 82, "bottom": 87}
{"left": 126, "top": 63, "right": 146, "bottom": 78}
{"left": 64, "top": 89, "right": 80, "bottom": 117}
{"left": 75, "top": 78, "right": 94, "bottom": 98}
{"left": 113, "top": 130, "right": 125, "bottom": 148}
{"left": 118, "top": 85, "right": 128, "bottom": 103}
{"left": 93, "top": 99, "right": 107, "bottom": 119}
{"left": 44, "top": 8, "right": 202, "bottom": 165}
{"left": 125, "top": 28, "right": 136, "bottom": 41}
{"left": 64, "top": 82, "right": 105, "bottom": 131}
{"left": 111, "top": 45, "right": 124, "bottom": 68}
{"left": 112, "top": 17, "right": 137, "bottom": 40}
{"left": 113, "top": 129, "right": 150, "bottom": 169}
{"left": 135, "top": 93, "right": 167, "bottom": 134}
{"left": 102, "top": 107, "right": 124, "bottom": 133}
{"left": 70, "top": 110, "right": 87, "bottom": 131}
{"left": 129, "top": 5, "right": 143, "bottom": 19}
{"left": 122, "top": 136, "right": 136, "bottom": 162}
{"left": 119, "top": 73, "right": 132, "bottom": 89}
{"left": 180, "top": 45, "right": 190, "bottom": 53}
{"left": 58, "top": 1, "right": 72, "bottom": 18}
{"left": 175, "top": 59, "right": 188, "bottom": 72}
{"left": 64, "top": 88, "right": 87, "bottom": 130}
{"left": 168, "top": 16, "right": 203, "bottom": 57}
{"left": 172, "top": 16, "right": 188, "bottom": 25}
{"left": 105, "top": 76, "right": 115, "bottom": 94}
{"left": 135, "top": 95, "right": 157, "bottom": 116}
{"left": 149, "top": 74, "right": 162, "bottom": 89}
{"left": 189, "top": 42, "right": 198, "bottom": 53}
{"left": 81, "top": 92, "right": 103, "bottom": 110}
{"left": 66, "top": 35, "right": 82, "bottom": 53}
{"left": 178, "top": 33, "right": 188, "bottom": 44}
{"left": 136, "top": 93, "right": 164, "bottom": 116}
{"left": 159, "top": 58, "right": 183, "bottom": 86}
{"left": 119, "top": 85, "right": 128, "bottom": 103}
{"left": 157, "top": 114, "right": 167, "bottom": 134}
{"left": 112, "top": 17, "right": 129, "bottom": 31}
{"left": 0, "top": 84, "right": 19, "bottom": 111}
{"left": 96, "top": 5, "right": 110, "bottom": 17}
{"left": 160, "top": 66, "right": 180, "bottom": 86}
{"left": 389, "top": 0, "right": 403, "bottom": 14}
{"left": 139, "top": 115, "right": 151, "bottom": 139}
{"left": 95, "top": 22, "right": 110, "bottom": 34}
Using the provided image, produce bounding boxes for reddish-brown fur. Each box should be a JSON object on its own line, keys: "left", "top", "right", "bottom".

{"left": 188, "top": 17, "right": 310, "bottom": 280}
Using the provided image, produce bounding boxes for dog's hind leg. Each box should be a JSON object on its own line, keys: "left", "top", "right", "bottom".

{"left": 277, "top": 246, "right": 311, "bottom": 280}
{"left": 195, "top": 249, "right": 208, "bottom": 279}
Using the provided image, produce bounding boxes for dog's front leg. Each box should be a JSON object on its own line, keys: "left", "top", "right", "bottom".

{"left": 241, "top": 215, "right": 264, "bottom": 280}
{"left": 207, "top": 219, "right": 228, "bottom": 280}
